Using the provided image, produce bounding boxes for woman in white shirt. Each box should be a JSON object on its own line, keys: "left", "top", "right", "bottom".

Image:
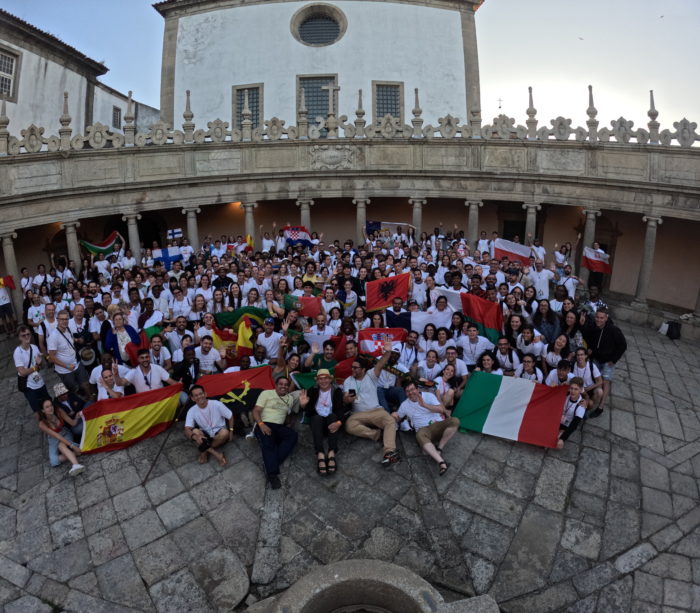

{"left": 514, "top": 354, "right": 544, "bottom": 383}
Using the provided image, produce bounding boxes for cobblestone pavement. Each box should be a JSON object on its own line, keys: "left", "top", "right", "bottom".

{"left": 0, "top": 321, "right": 699, "bottom": 612}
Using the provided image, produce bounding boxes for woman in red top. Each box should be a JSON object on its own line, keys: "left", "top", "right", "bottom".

{"left": 37, "top": 398, "right": 84, "bottom": 476}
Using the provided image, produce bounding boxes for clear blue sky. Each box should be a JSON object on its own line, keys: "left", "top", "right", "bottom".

{"left": 4, "top": 0, "right": 699, "bottom": 128}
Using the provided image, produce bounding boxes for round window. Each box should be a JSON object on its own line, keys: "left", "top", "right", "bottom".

{"left": 291, "top": 4, "right": 347, "bottom": 47}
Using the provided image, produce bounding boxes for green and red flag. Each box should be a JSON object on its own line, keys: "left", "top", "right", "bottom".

{"left": 365, "top": 272, "right": 410, "bottom": 312}
{"left": 453, "top": 372, "right": 567, "bottom": 448}
{"left": 79, "top": 231, "right": 121, "bottom": 256}
{"left": 460, "top": 293, "right": 503, "bottom": 344}
{"left": 283, "top": 294, "right": 322, "bottom": 318}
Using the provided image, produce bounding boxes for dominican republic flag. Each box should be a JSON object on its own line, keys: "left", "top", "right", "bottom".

{"left": 453, "top": 371, "right": 568, "bottom": 448}
{"left": 460, "top": 293, "right": 504, "bottom": 344}
{"left": 283, "top": 225, "right": 313, "bottom": 247}
{"left": 79, "top": 231, "right": 120, "bottom": 257}
{"left": 358, "top": 328, "right": 407, "bottom": 356}
{"left": 167, "top": 228, "right": 183, "bottom": 240}
{"left": 582, "top": 247, "right": 612, "bottom": 274}
{"left": 365, "top": 273, "right": 410, "bottom": 312}
{"left": 493, "top": 238, "right": 532, "bottom": 266}
{"left": 152, "top": 247, "right": 183, "bottom": 271}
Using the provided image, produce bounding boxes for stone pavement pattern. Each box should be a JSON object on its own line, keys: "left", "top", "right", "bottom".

{"left": 0, "top": 321, "right": 699, "bottom": 612}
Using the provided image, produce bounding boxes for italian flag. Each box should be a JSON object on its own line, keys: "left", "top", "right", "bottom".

{"left": 453, "top": 372, "right": 568, "bottom": 448}
{"left": 493, "top": 238, "right": 532, "bottom": 266}
{"left": 79, "top": 231, "right": 120, "bottom": 256}
{"left": 582, "top": 247, "right": 612, "bottom": 274}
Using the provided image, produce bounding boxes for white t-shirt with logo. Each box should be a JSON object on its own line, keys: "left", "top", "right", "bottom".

{"left": 396, "top": 392, "right": 443, "bottom": 430}
{"left": 13, "top": 344, "right": 45, "bottom": 390}
{"left": 47, "top": 328, "right": 78, "bottom": 374}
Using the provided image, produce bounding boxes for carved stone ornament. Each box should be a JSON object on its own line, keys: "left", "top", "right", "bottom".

{"left": 309, "top": 144, "right": 356, "bottom": 170}
{"left": 660, "top": 118, "right": 699, "bottom": 148}
{"left": 481, "top": 115, "right": 527, "bottom": 140}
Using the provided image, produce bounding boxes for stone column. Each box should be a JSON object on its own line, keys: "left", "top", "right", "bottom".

{"left": 61, "top": 221, "right": 81, "bottom": 267}
{"left": 409, "top": 198, "right": 426, "bottom": 236}
{"left": 353, "top": 198, "right": 370, "bottom": 245}
{"left": 465, "top": 200, "right": 483, "bottom": 248}
{"left": 522, "top": 203, "right": 541, "bottom": 242}
{"left": 694, "top": 284, "right": 700, "bottom": 317}
{"left": 1, "top": 232, "right": 22, "bottom": 317}
{"left": 242, "top": 202, "right": 257, "bottom": 239}
{"left": 296, "top": 199, "right": 314, "bottom": 230}
{"left": 634, "top": 216, "right": 662, "bottom": 305}
{"left": 121, "top": 213, "right": 142, "bottom": 261}
{"left": 578, "top": 208, "right": 601, "bottom": 282}
{"left": 182, "top": 206, "right": 202, "bottom": 251}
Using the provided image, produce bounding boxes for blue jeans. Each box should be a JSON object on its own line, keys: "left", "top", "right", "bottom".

{"left": 377, "top": 386, "right": 406, "bottom": 413}
{"left": 254, "top": 422, "right": 298, "bottom": 476}
{"left": 48, "top": 427, "right": 74, "bottom": 467}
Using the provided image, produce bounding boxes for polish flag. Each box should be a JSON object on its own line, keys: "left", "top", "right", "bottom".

{"left": 493, "top": 238, "right": 532, "bottom": 266}
{"left": 582, "top": 247, "right": 612, "bottom": 274}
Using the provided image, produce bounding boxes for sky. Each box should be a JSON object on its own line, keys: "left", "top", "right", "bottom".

{"left": 3, "top": 0, "right": 699, "bottom": 128}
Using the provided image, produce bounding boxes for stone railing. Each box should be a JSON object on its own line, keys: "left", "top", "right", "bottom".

{"left": 0, "top": 86, "right": 698, "bottom": 156}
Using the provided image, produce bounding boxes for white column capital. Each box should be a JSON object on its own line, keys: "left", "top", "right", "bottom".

{"left": 0, "top": 231, "right": 18, "bottom": 242}
{"left": 241, "top": 202, "right": 258, "bottom": 211}
{"left": 295, "top": 199, "right": 315, "bottom": 208}
{"left": 409, "top": 198, "right": 427, "bottom": 206}
{"left": 642, "top": 215, "right": 663, "bottom": 225}
{"left": 522, "top": 202, "right": 542, "bottom": 212}
{"left": 353, "top": 198, "right": 371, "bottom": 207}
{"left": 582, "top": 208, "right": 601, "bottom": 218}
{"left": 464, "top": 200, "right": 483, "bottom": 209}
{"left": 60, "top": 221, "right": 81, "bottom": 230}
{"left": 121, "top": 213, "right": 142, "bottom": 222}
{"left": 182, "top": 206, "right": 201, "bottom": 215}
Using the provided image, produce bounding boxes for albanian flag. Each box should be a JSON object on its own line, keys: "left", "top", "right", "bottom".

{"left": 365, "top": 273, "right": 410, "bottom": 312}
{"left": 198, "top": 366, "right": 275, "bottom": 418}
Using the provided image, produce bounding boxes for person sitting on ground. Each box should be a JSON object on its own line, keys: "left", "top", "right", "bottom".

{"left": 392, "top": 381, "right": 460, "bottom": 476}
{"left": 52, "top": 382, "right": 86, "bottom": 437}
{"left": 571, "top": 346, "right": 604, "bottom": 414}
{"left": 184, "top": 384, "right": 232, "bottom": 466}
{"left": 545, "top": 359, "right": 574, "bottom": 387}
{"left": 37, "top": 397, "right": 84, "bottom": 477}
{"left": 556, "top": 377, "right": 586, "bottom": 449}
{"left": 299, "top": 369, "right": 345, "bottom": 476}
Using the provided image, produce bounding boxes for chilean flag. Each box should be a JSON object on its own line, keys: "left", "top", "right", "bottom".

{"left": 582, "top": 247, "right": 612, "bottom": 274}
{"left": 358, "top": 328, "right": 407, "bottom": 356}
{"left": 283, "top": 225, "right": 313, "bottom": 247}
{"left": 493, "top": 238, "right": 532, "bottom": 266}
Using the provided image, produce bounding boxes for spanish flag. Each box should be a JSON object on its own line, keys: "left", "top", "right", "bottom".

{"left": 211, "top": 324, "right": 237, "bottom": 350}
{"left": 80, "top": 384, "right": 182, "bottom": 453}
{"left": 236, "top": 316, "right": 255, "bottom": 357}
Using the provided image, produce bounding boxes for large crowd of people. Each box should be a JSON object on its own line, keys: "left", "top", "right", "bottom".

{"left": 13, "top": 224, "right": 626, "bottom": 486}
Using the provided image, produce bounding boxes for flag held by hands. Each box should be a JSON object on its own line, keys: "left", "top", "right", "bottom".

{"left": 460, "top": 293, "right": 503, "bottom": 344}
{"left": 582, "top": 247, "right": 612, "bottom": 274}
{"left": 358, "top": 328, "right": 407, "bottom": 356}
{"left": 365, "top": 273, "right": 410, "bottom": 312}
{"left": 493, "top": 238, "right": 532, "bottom": 266}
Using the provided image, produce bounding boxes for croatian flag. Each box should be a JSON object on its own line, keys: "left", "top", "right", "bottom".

{"left": 167, "top": 228, "right": 183, "bottom": 240}
{"left": 152, "top": 247, "right": 183, "bottom": 270}
{"left": 283, "top": 225, "right": 313, "bottom": 247}
{"left": 582, "top": 247, "right": 612, "bottom": 274}
{"left": 493, "top": 238, "right": 533, "bottom": 266}
{"left": 358, "top": 328, "right": 407, "bottom": 356}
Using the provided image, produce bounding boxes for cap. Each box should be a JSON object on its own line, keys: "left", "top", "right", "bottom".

{"left": 316, "top": 369, "right": 333, "bottom": 379}
{"left": 53, "top": 383, "right": 69, "bottom": 397}
{"left": 407, "top": 299, "right": 418, "bottom": 305}
{"left": 264, "top": 317, "right": 275, "bottom": 324}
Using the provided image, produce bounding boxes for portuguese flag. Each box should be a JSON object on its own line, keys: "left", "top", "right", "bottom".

{"left": 79, "top": 231, "right": 120, "bottom": 256}
{"left": 460, "top": 293, "right": 503, "bottom": 344}
{"left": 198, "top": 367, "right": 275, "bottom": 416}
{"left": 283, "top": 294, "right": 322, "bottom": 318}
{"left": 453, "top": 372, "right": 567, "bottom": 448}
{"left": 80, "top": 384, "right": 182, "bottom": 453}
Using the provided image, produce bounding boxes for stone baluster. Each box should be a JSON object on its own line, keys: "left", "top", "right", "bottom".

{"left": 633, "top": 216, "right": 662, "bottom": 305}
{"left": 465, "top": 200, "right": 483, "bottom": 248}
{"left": 411, "top": 89, "right": 423, "bottom": 138}
{"left": 648, "top": 90, "right": 660, "bottom": 145}
{"left": 409, "top": 198, "right": 426, "bottom": 236}
{"left": 296, "top": 199, "right": 314, "bottom": 229}
{"left": 61, "top": 221, "right": 81, "bottom": 269}
{"left": 1, "top": 232, "right": 22, "bottom": 317}
{"left": 526, "top": 87, "right": 537, "bottom": 140}
{"left": 123, "top": 91, "right": 135, "bottom": 146}
{"left": 241, "top": 90, "right": 253, "bottom": 141}
{"left": 242, "top": 202, "right": 257, "bottom": 238}
{"left": 297, "top": 88, "right": 308, "bottom": 140}
{"left": 0, "top": 98, "right": 9, "bottom": 155}
{"left": 578, "top": 208, "right": 601, "bottom": 282}
{"left": 59, "top": 92, "right": 73, "bottom": 151}
{"left": 122, "top": 213, "right": 142, "bottom": 261}
{"left": 586, "top": 85, "right": 599, "bottom": 143}
{"left": 354, "top": 89, "right": 367, "bottom": 138}
{"left": 182, "top": 206, "right": 202, "bottom": 251}
{"left": 522, "top": 203, "right": 541, "bottom": 242}
{"left": 353, "top": 198, "right": 370, "bottom": 245}
{"left": 182, "top": 90, "right": 195, "bottom": 144}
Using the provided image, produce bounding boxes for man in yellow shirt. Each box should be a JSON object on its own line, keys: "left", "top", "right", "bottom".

{"left": 252, "top": 376, "right": 298, "bottom": 489}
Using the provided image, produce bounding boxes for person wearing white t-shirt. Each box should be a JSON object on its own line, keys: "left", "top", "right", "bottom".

{"left": 456, "top": 324, "right": 494, "bottom": 370}
{"left": 14, "top": 325, "right": 48, "bottom": 412}
{"left": 545, "top": 360, "right": 574, "bottom": 387}
{"left": 524, "top": 260, "right": 556, "bottom": 300}
{"left": 571, "top": 347, "right": 604, "bottom": 411}
{"left": 256, "top": 318, "right": 282, "bottom": 364}
{"left": 557, "top": 378, "right": 587, "bottom": 449}
{"left": 121, "top": 350, "right": 177, "bottom": 394}
{"left": 392, "top": 382, "right": 459, "bottom": 476}
{"left": 47, "top": 310, "right": 90, "bottom": 397}
{"left": 195, "top": 335, "right": 224, "bottom": 374}
{"left": 184, "top": 384, "right": 232, "bottom": 466}
{"left": 96, "top": 367, "right": 125, "bottom": 400}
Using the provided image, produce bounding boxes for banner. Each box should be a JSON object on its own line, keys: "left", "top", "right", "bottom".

{"left": 152, "top": 247, "right": 183, "bottom": 271}
{"left": 198, "top": 367, "right": 275, "bottom": 414}
{"left": 582, "top": 247, "right": 612, "bottom": 274}
{"left": 358, "top": 328, "right": 407, "bottom": 356}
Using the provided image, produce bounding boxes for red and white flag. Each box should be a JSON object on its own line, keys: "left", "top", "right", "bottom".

{"left": 582, "top": 247, "right": 612, "bottom": 274}
{"left": 283, "top": 225, "right": 313, "bottom": 247}
{"left": 358, "top": 328, "right": 407, "bottom": 356}
{"left": 493, "top": 238, "right": 532, "bottom": 266}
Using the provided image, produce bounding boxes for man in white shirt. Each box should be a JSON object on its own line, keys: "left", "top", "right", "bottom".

{"left": 37, "top": 303, "right": 58, "bottom": 354}
{"left": 195, "top": 335, "right": 225, "bottom": 374}
{"left": 392, "top": 381, "right": 459, "bottom": 475}
{"left": 47, "top": 310, "right": 90, "bottom": 397}
{"left": 165, "top": 316, "right": 194, "bottom": 352}
{"left": 525, "top": 260, "right": 556, "bottom": 300}
{"left": 96, "top": 367, "right": 125, "bottom": 400}
{"left": 558, "top": 264, "right": 580, "bottom": 299}
{"left": 184, "top": 384, "right": 232, "bottom": 466}
{"left": 456, "top": 323, "right": 494, "bottom": 371}
{"left": 256, "top": 318, "right": 282, "bottom": 364}
{"left": 32, "top": 264, "right": 53, "bottom": 290}
{"left": 122, "top": 349, "right": 177, "bottom": 394}
{"left": 89, "top": 353, "right": 131, "bottom": 400}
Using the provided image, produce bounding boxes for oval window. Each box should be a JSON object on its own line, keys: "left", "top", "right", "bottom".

{"left": 291, "top": 4, "right": 347, "bottom": 47}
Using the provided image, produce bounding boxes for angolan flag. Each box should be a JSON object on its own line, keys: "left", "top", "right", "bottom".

{"left": 453, "top": 372, "right": 567, "bottom": 448}
{"left": 283, "top": 225, "right": 313, "bottom": 247}
{"left": 493, "top": 238, "right": 532, "bottom": 266}
{"left": 358, "top": 328, "right": 407, "bottom": 356}
{"left": 80, "top": 384, "right": 182, "bottom": 453}
{"left": 582, "top": 247, "right": 612, "bottom": 274}
{"left": 460, "top": 293, "right": 503, "bottom": 344}
{"left": 198, "top": 367, "right": 275, "bottom": 417}
{"left": 79, "top": 231, "right": 120, "bottom": 257}
{"left": 365, "top": 273, "right": 410, "bottom": 312}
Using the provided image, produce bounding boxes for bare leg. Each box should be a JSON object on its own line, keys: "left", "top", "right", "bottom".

{"left": 437, "top": 424, "right": 459, "bottom": 450}
{"left": 58, "top": 442, "right": 79, "bottom": 465}
{"left": 598, "top": 380, "right": 611, "bottom": 411}
{"left": 422, "top": 441, "right": 444, "bottom": 464}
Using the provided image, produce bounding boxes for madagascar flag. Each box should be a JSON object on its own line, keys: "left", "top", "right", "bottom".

{"left": 198, "top": 367, "right": 275, "bottom": 415}
{"left": 365, "top": 273, "right": 410, "bottom": 312}
{"left": 0, "top": 275, "right": 16, "bottom": 290}
{"left": 460, "top": 293, "right": 503, "bottom": 344}
{"left": 358, "top": 328, "right": 407, "bottom": 356}
{"left": 215, "top": 307, "right": 268, "bottom": 329}
{"left": 283, "top": 294, "right": 322, "bottom": 318}
{"left": 80, "top": 384, "right": 183, "bottom": 453}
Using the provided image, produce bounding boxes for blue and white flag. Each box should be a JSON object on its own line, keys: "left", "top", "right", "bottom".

{"left": 283, "top": 225, "right": 313, "bottom": 247}
{"left": 167, "top": 228, "right": 183, "bottom": 240}
{"left": 152, "top": 247, "right": 183, "bottom": 271}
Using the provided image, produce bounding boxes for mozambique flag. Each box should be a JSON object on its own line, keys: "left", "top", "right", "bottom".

{"left": 283, "top": 294, "right": 322, "bottom": 318}
{"left": 0, "top": 275, "right": 15, "bottom": 290}
{"left": 80, "top": 384, "right": 183, "bottom": 453}
{"left": 215, "top": 307, "right": 268, "bottom": 330}
{"left": 365, "top": 273, "right": 410, "bottom": 312}
{"left": 460, "top": 293, "right": 504, "bottom": 344}
{"left": 79, "top": 231, "right": 120, "bottom": 256}
{"left": 198, "top": 367, "right": 275, "bottom": 415}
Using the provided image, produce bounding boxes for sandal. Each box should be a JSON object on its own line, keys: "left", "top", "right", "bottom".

{"left": 438, "top": 461, "right": 449, "bottom": 476}
{"left": 327, "top": 455, "right": 337, "bottom": 473}
{"left": 317, "top": 456, "right": 328, "bottom": 475}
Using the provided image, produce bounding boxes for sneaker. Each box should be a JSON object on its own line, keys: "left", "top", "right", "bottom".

{"left": 268, "top": 474, "right": 282, "bottom": 489}
{"left": 399, "top": 420, "right": 412, "bottom": 432}
{"left": 381, "top": 450, "right": 401, "bottom": 467}
{"left": 69, "top": 464, "right": 85, "bottom": 477}
{"left": 588, "top": 408, "right": 604, "bottom": 419}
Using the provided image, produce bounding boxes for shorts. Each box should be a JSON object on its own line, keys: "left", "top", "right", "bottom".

{"left": 0, "top": 303, "right": 12, "bottom": 317}
{"left": 595, "top": 361, "right": 615, "bottom": 381}
{"left": 416, "top": 417, "right": 460, "bottom": 447}
{"left": 48, "top": 427, "right": 74, "bottom": 467}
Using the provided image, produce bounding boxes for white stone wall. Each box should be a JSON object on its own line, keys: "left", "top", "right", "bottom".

{"left": 172, "top": 0, "right": 467, "bottom": 125}
{"left": 93, "top": 84, "right": 128, "bottom": 132}
{"left": 1, "top": 39, "right": 88, "bottom": 133}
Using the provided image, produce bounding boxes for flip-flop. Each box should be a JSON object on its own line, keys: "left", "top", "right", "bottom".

{"left": 438, "top": 461, "right": 449, "bottom": 476}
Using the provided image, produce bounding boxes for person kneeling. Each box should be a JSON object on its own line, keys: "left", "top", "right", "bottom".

{"left": 556, "top": 377, "right": 586, "bottom": 450}
{"left": 392, "top": 381, "right": 460, "bottom": 476}
{"left": 184, "top": 385, "right": 232, "bottom": 466}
